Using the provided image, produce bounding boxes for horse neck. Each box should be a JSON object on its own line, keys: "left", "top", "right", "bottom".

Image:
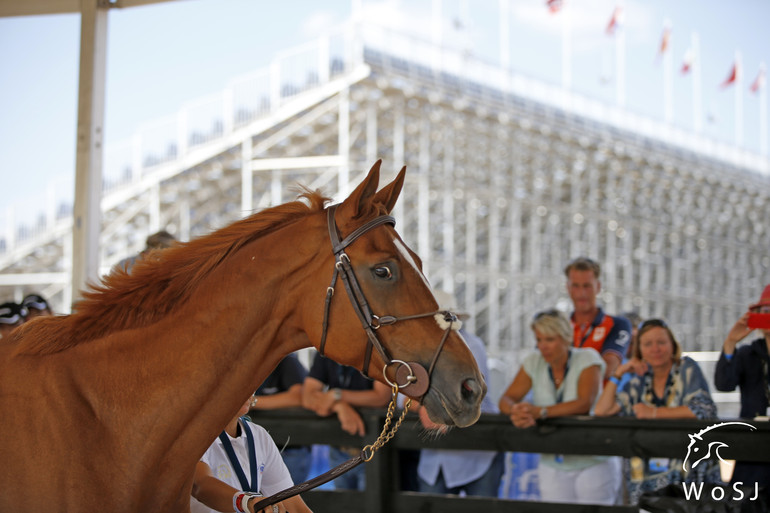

{"left": 126, "top": 217, "right": 327, "bottom": 494}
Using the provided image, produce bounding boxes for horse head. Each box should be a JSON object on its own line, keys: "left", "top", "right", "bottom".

{"left": 310, "top": 160, "right": 485, "bottom": 428}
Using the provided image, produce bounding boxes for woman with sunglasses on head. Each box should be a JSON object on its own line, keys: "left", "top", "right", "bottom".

{"left": 499, "top": 309, "right": 621, "bottom": 505}
{"left": 594, "top": 318, "right": 719, "bottom": 503}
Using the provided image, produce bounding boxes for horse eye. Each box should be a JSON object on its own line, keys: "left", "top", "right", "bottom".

{"left": 373, "top": 266, "right": 393, "bottom": 280}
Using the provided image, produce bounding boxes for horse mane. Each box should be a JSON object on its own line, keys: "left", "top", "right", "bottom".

{"left": 14, "top": 190, "right": 330, "bottom": 355}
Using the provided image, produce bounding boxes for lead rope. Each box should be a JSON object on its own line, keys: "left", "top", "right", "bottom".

{"left": 250, "top": 386, "right": 411, "bottom": 512}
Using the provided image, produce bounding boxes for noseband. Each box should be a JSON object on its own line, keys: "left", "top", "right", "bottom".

{"left": 318, "top": 204, "right": 461, "bottom": 399}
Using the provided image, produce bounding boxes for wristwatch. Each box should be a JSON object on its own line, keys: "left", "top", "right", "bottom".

{"left": 540, "top": 407, "right": 548, "bottom": 420}
{"left": 331, "top": 388, "right": 343, "bottom": 402}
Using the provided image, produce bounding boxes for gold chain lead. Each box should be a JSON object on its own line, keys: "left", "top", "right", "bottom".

{"left": 362, "top": 385, "right": 412, "bottom": 462}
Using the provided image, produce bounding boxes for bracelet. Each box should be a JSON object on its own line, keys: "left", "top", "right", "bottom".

{"left": 652, "top": 407, "right": 658, "bottom": 419}
{"left": 233, "top": 492, "right": 247, "bottom": 513}
{"left": 233, "top": 492, "right": 262, "bottom": 513}
{"left": 608, "top": 376, "right": 621, "bottom": 387}
{"left": 244, "top": 493, "right": 262, "bottom": 513}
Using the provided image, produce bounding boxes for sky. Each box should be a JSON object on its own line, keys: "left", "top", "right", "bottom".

{"left": 1, "top": 0, "right": 768, "bottom": 231}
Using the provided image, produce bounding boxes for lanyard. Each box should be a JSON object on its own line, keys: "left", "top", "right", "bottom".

{"left": 548, "top": 350, "right": 571, "bottom": 404}
{"left": 577, "top": 323, "right": 597, "bottom": 348}
{"left": 218, "top": 418, "right": 259, "bottom": 493}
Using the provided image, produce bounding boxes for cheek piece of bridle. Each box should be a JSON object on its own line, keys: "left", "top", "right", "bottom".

{"left": 251, "top": 204, "right": 461, "bottom": 513}
{"left": 319, "top": 204, "right": 459, "bottom": 399}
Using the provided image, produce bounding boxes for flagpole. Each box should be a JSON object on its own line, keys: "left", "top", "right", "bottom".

{"left": 735, "top": 50, "right": 743, "bottom": 146}
{"left": 499, "top": 0, "right": 509, "bottom": 70}
{"left": 431, "top": 0, "right": 442, "bottom": 69}
{"left": 663, "top": 19, "right": 673, "bottom": 124}
{"left": 692, "top": 32, "right": 702, "bottom": 133}
{"left": 760, "top": 62, "right": 768, "bottom": 156}
{"left": 562, "top": 1, "right": 572, "bottom": 105}
{"left": 616, "top": 2, "right": 626, "bottom": 108}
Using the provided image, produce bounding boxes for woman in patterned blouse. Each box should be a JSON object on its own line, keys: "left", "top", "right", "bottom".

{"left": 594, "top": 318, "right": 720, "bottom": 503}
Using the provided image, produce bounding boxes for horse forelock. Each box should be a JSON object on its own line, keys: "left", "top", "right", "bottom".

{"left": 15, "top": 191, "right": 330, "bottom": 355}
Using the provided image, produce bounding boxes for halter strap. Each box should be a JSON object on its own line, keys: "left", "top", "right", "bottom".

{"left": 318, "top": 204, "right": 461, "bottom": 396}
{"left": 320, "top": 205, "right": 396, "bottom": 375}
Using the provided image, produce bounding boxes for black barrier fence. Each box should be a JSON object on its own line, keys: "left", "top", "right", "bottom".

{"left": 250, "top": 409, "right": 770, "bottom": 513}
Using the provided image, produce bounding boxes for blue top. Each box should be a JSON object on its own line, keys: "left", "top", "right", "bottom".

{"left": 308, "top": 353, "right": 373, "bottom": 391}
{"left": 714, "top": 338, "right": 770, "bottom": 418}
{"left": 256, "top": 353, "right": 308, "bottom": 396}
{"left": 417, "top": 329, "right": 500, "bottom": 488}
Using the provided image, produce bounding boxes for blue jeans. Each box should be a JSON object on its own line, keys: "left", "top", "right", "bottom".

{"left": 328, "top": 446, "right": 366, "bottom": 490}
{"left": 281, "top": 446, "right": 311, "bottom": 485}
{"left": 418, "top": 452, "right": 504, "bottom": 497}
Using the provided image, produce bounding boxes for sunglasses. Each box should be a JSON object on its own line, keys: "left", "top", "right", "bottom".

{"left": 533, "top": 309, "right": 562, "bottom": 320}
{"left": 638, "top": 318, "right": 668, "bottom": 330}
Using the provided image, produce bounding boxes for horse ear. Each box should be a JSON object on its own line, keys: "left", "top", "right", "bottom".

{"left": 372, "top": 165, "right": 406, "bottom": 214}
{"left": 337, "top": 160, "right": 382, "bottom": 220}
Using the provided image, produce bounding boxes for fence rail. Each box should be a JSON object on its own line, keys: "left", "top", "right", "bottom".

{"left": 251, "top": 408, "right": 770, "bottom": 513}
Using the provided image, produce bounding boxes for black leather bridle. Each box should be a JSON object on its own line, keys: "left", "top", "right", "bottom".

{"left": 251, "top": 204, "right": 462, "bottom": 512}
{"left": 318, "top": 204, "right": 461, "bottom": 399}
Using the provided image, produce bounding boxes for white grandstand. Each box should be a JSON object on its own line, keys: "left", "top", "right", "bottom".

{"left": 1, "top": 21, "right": 769, "bottom": 383}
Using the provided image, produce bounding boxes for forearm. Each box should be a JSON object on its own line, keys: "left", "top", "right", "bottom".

{"left": 602, "top": 353, "right": 622, "bottom": 380}
{"left": 652, "top": 404, "right": 696, "bottom": 419}
{"left": 499, "top": 395, "right": 518, "bottom": 416}
{"left": 337, "top": 389, "right": 391, "bottom": 408}
{"left": 593, "top": 384, "right": 620, "bottom": 416}
{"left": 543, "top": 397, "right": 593, "bottom": 418}
{"left": 191, "top": 475, "right": 240, "bottom": 512}
{"left": 254, "top": 388, "right": 303, "bottom": 409}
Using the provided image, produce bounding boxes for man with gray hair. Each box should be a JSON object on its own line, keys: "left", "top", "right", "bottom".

{"left": 564, "top": 257, "right": 631, "bottom": 381}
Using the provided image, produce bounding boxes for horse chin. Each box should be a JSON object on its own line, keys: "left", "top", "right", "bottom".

{"left": 421, "top": 386, "right": 483, "bottom": 428}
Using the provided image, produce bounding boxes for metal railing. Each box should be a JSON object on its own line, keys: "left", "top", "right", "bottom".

{"left": 251, "top": 408, "right": 770, "bottom": 513}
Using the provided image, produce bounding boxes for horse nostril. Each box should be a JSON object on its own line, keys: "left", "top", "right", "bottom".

{"left": 461, "top": 378, "right": 480, "bottom": 401}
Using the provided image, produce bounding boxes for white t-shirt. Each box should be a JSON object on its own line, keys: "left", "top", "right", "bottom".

{"left": 190, "top": 419, "right": 294, "bottom": 513}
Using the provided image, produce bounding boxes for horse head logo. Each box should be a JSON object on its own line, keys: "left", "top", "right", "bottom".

{"left": 682, "top": 421, "right": 756, "bottom": 472}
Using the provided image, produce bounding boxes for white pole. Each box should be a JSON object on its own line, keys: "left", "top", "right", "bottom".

{"left": 432, "top": 0, "right": 442, "bottom": 69}
{"left": 663, "top": 19, "right": 673, "bottom": 124}
{"left": 561, "top": 1, "right": 572, "bottom": 103}
{"left": 760, "top": 62, "right": 768, "bottom": 156}
{"left": 499, "top": 0, "right": 509, "bottom": 70}
{"left": 616, "top": 3, "right": 626, "bottom": 108}
{"left": 432, "top": 0, "right": 442, "bottom": 47}
{"left": 692, "top": 32, "right": 702, "bottom": 133}
{"left": 72, "top": 0, "right": 108, "bottom": 301}
{"left": 736, "top": 51, "right": 743, "bottom": 146}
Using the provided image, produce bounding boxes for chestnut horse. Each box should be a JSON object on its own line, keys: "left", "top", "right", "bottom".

{"left": 0, "top": 161, "right": 485, "bottom": 512}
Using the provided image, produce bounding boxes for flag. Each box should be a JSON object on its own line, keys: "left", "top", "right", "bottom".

{"left": 681, "top": 49, "right": 694, "bottom": 74}
{"left": 606, "top": 6, "right": 622, "bottom": 35}
{"left": 750, "top": 67, "right": 766, "bottom": 93}
{"left": 721, "top": 62, "right": 738, "bottom": 88}
{"left": 659, "top": 26, "right": 671, "bottom": 55}
{"left": 546, "top": 0, "right": 563, "bottom": 14}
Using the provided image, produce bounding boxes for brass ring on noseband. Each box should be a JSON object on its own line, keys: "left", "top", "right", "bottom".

{"left": 382, "top": 360, "right": 416, "bottom": 390}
